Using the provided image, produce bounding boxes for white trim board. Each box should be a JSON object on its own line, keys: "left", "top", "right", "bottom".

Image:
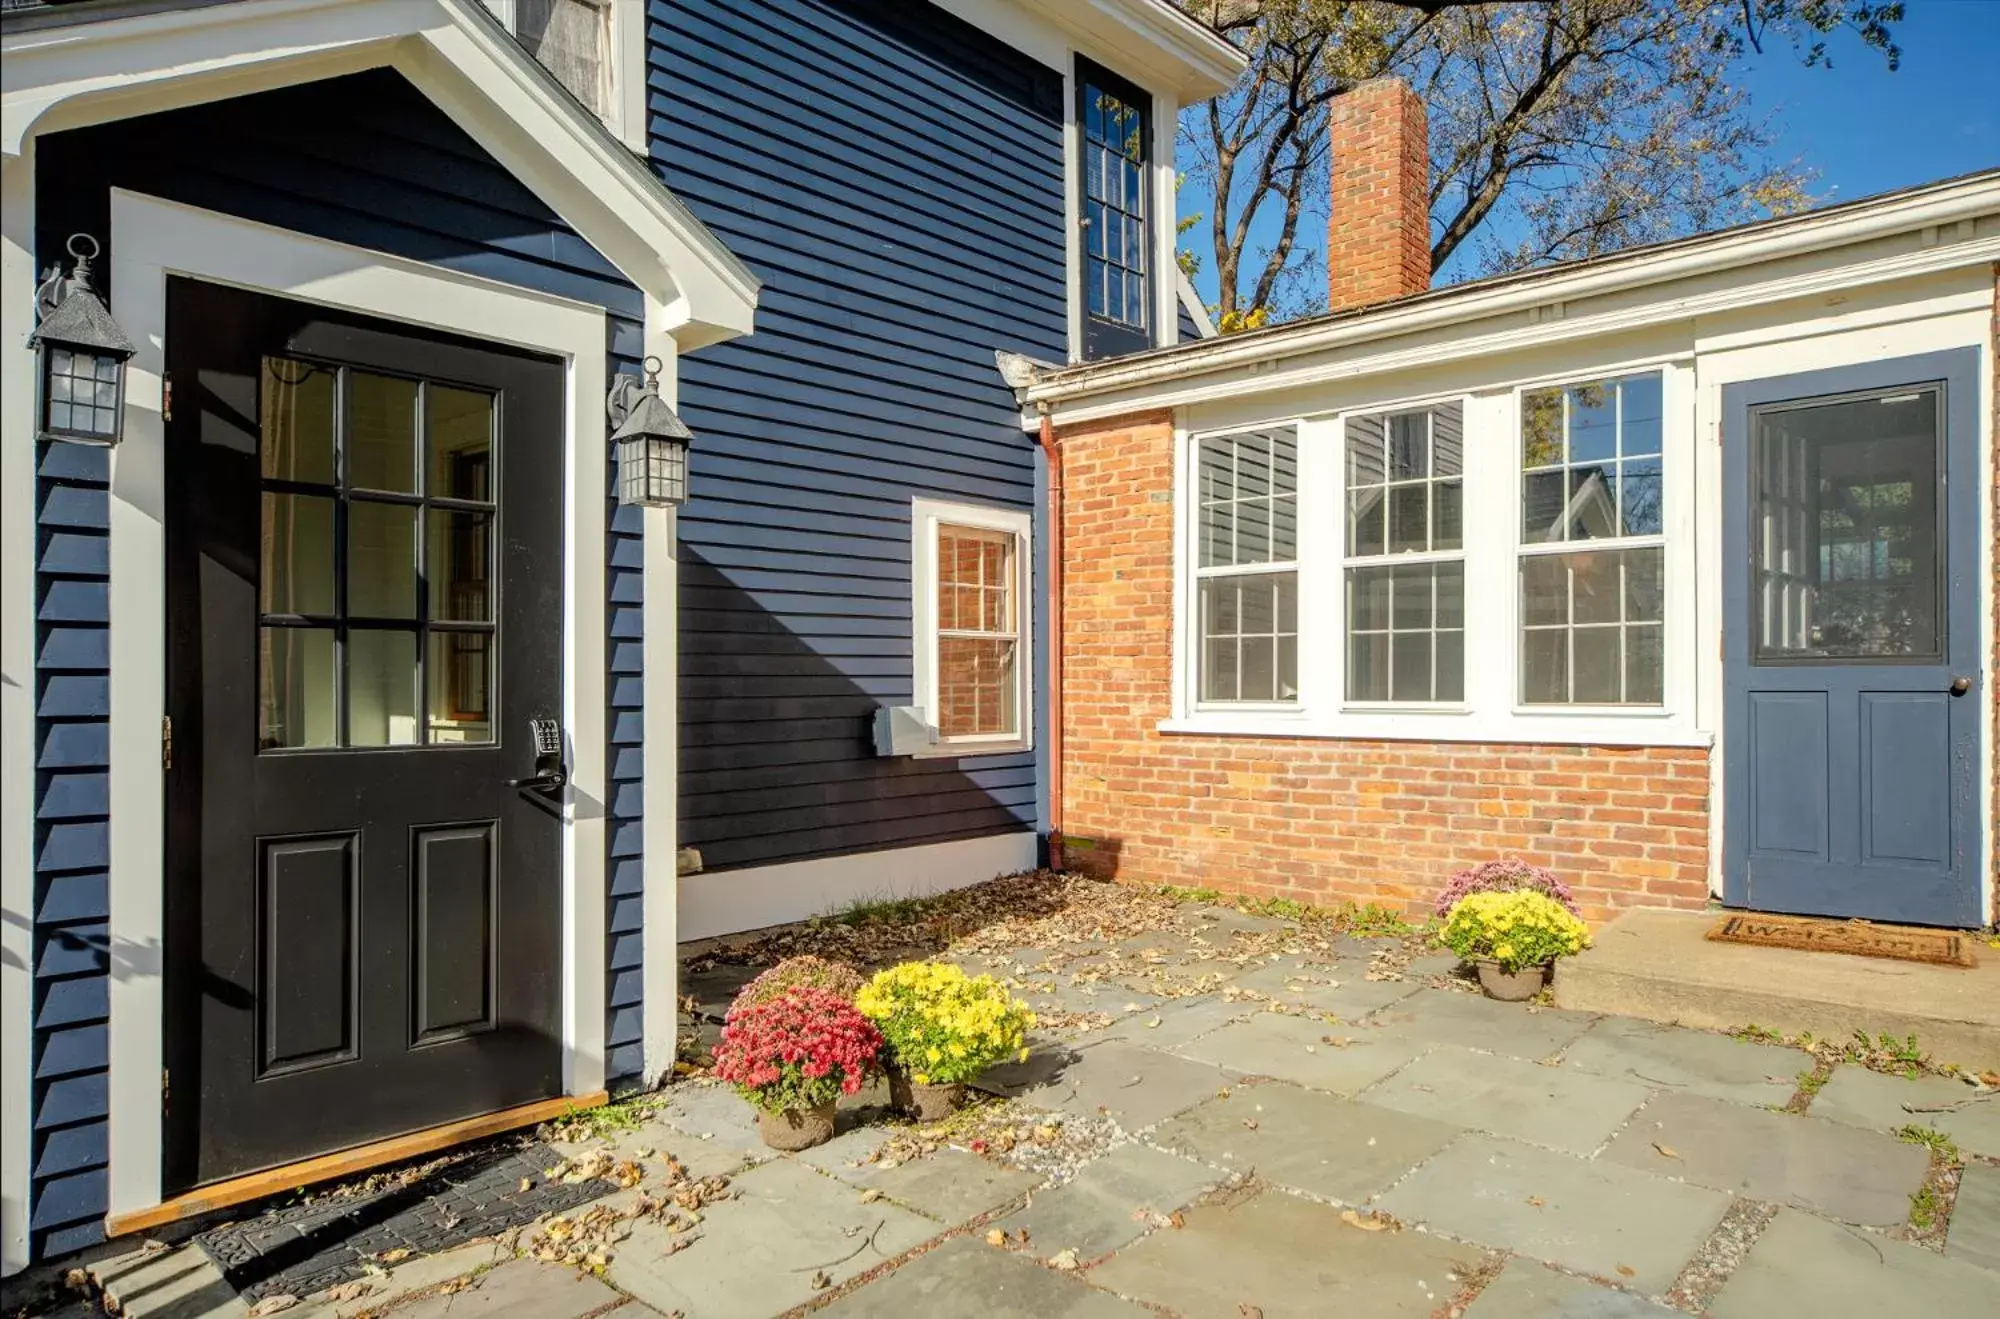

{"left": 100, "top": 190, "right": 611, "bottom": 1222}
{"left": 909, "top": 497, "right": 1036, "bottom": 759}
{"left": 678, "top": 834, "right": 1039, "bottom": 943}
{"left": 0, "top": 0, "right": 757, "bottom": 346}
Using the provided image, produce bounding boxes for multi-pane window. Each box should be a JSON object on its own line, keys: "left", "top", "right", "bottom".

{"left": 1518, "top": 374, "right": 1665, "bottom": 704}
{"left": 1196, "top": 428, "right": 1298, "bottom": 703}
{"left": 1078, "top": 59, "right": 1151, "bottom": 360}
{"left": 1344, "top": 404, "right": 1465, "bottom": 701}
{"left": 257, "top": 357, "right": 498, "bottom": 749}
{"left": 935, "top": 524, "right": 1023, "bottom": 741}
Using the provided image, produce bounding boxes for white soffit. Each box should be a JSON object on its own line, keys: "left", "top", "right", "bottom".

{"left": 0, "top": 0, "right": 759, "bottom": 346}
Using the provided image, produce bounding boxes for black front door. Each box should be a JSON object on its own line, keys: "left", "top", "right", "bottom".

{"left": 164, "top": 279, "right": 567, "bottom": 1192}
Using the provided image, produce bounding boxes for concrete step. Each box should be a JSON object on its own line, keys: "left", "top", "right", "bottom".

{"left": 1554, "top": 908, "right": 2000, "bottom": 1071}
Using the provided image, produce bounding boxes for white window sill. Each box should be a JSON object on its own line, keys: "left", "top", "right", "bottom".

{"left": 1156, "top": 709, "right": 1713, "bottom": 749}
{"left": 908, "top": 737, "right": 1034, "bottom": 760}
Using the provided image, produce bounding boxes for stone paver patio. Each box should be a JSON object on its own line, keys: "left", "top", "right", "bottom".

{"left": 72, "top": 887, "right": 1999, "bottom": 1319}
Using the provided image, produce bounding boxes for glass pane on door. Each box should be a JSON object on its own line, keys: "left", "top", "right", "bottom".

{"left": 1750, "top": 387, "right": 1942, "bottom": 662}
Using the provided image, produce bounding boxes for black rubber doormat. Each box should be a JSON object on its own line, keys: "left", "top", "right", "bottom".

{"left": 196, "top": 1139, "right": 609, "bottom": 1302}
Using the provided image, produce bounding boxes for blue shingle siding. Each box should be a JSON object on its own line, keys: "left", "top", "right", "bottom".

{"left": 27, "top": 69, "right": 643, "bottom": 1260}
{"left": 653, "top": 0, "right": 1065, "bottom": 873}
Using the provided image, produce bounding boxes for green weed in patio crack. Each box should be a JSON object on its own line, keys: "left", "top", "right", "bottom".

{"left": 1783, "top": 1061, "right": 1834, "bottom": 1114}
{"left": 1725, "top": 1023, "right": 1967, "bottom": 1082}
{"left": 1896, "top": 1124, "right": 1964, "bottom": 1250}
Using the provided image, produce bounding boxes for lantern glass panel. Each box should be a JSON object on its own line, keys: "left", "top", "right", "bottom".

{"left": 619, "top": 434, "right": 688, "bottom": 507}
{"left": 45, "top": 346, "right": 123, "bottom": 441}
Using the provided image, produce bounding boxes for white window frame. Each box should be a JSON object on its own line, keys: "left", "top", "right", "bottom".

{"left": 484, "top": 0, "right": 647, "bottom": 150}
{"left": 1163, "top": 359, "right": 1704, "bottom": 747}
{"left": 911, "top": 497, "right": 1034, "bottom": 757}
{"left": 1188, "top": 425, "right": 1301, "bottom": 712}
{"left": 1337, "top": 396, "right": 1472, "bottom": 711}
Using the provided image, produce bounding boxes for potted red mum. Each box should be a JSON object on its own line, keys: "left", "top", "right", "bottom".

{"left": 711, "top": 985, "right": 881, "bottom": 1151}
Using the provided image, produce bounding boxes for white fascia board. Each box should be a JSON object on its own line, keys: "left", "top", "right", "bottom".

{"left": 942, "top": 0, "right": 1242, "bottom": 101}
{"left": 0, "top": 0, "right": 759, "bottom": 345}
{"left": 1028, "top": 174, "right": 2000, "bottom": 417}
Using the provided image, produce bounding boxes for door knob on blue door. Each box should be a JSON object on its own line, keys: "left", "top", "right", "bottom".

{"left": 1948, "top": 676, "right": 1971, "bottom": 696}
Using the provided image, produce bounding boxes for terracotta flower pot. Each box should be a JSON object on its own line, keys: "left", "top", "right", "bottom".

{"left": 1474, "top": 959, "right": 1550, "bottom": 1002}
{"left": 757, "top": 1100, "right": 837, "bottom": 1151}
{"left": 887, "top": 1065, "right": 966, "bottom": 1122}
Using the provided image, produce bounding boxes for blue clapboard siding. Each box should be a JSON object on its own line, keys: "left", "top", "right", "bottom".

{"left": 28, "top": 69, "right": 644, "bottom": 1262}
{"left": 653, "top": 0, "right": 1064, "bottom": 872}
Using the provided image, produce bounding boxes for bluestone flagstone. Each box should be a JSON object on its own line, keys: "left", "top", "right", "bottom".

{"left": 815, "top": 1236, "right": 1150, "bottom": 1317}
{"left": 1942, "top": 1160, "right": 2000, "bottom": 1275}
{"left": 804, "top": 1147, "right": 1041, "bottom": 1223}
{"left": 991, "top": 1143, "right": 1217, "bottom": 1261}
{"left": 1175, "top": 1011, "right": 1431, "bottom": 1095}
{"left": 1709, "top": 1208, "right": 1998, "bottom": 1317}
{"left": 1602, "top": 1091, "right": 1929, "bottom": 1226}
{"left": 1087, "top": 1186, "right": 1484, "bottom": 1318}
{"left": 1558, "top": 1016, "right": 1808, "bottom": 1107}
{"left": 1092, "top": 996, "right": 1250, "bottom": 1050}
{"left": 979, "top": 1038, "right": 1228, "bottom": 1129}
{"left": 395, "top": 1259, "right": 627, "bottom": 1319}
{"left": 1150, "top": 1083, "right": 1461, "bottom": 1203}
{"left": 1357, "top": 1046, "right": 1652, "bottom": 1155}
{"left": 1362, "top": 991, "right": 1598, "bottom": 1059}
{"left": 605, "top": 1159, "right": 937, "bottom": 1317}
{"left": 1809, "top": 1067, "right": 2000, "bottom": 1158}
{"left": 1463, "top": 1258, "right": 1675, "bottom": 1317}
{"left": 1231, "top": 960, "right": 1425, "bottom": 1018}
{"left": 1376, "top": 1135, "right": 1731, "bottom": 1293}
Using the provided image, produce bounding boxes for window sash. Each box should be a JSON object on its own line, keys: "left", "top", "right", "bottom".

{"left": 931, "top": 520, "right": 1026, "bottom": 743}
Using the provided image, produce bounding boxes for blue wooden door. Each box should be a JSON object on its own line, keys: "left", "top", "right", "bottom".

{"left": 1722, "top": 350, "right": 1982, "bottom": 927}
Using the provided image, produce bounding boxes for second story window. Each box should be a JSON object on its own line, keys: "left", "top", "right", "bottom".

{"left": 488, "top": 0, "right": 612, "bottom": 119}
{"left": 1077, "top": 59, "right": 1152, "bottom": 361}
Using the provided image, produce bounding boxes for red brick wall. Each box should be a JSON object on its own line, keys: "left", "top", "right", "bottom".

{"left": 1327, "top": 78, "right": 1431, "bottom": 313}
{"left": 1055, "top": 410, "right": 1712, "bottom": 927}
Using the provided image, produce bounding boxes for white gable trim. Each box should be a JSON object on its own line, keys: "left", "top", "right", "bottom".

{"left": 0, "top": 0, "right": 758, "bottom": 346}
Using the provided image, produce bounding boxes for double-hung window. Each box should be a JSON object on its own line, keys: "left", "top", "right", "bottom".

{"left": 912, "top": 499, "right": 1032, "bottom": 753}
{"left": 1518, "top": 373, "right": 1666, "bottom": 705}
{"left": 1195, "top": 428, "right": 1298, "bottom": 704}
{"left": 1343, "top": 403, "right": 1466, "bottom": 702}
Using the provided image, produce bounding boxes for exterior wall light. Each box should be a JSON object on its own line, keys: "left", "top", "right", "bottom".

{"left": 608, "top": 354, "right": 693, "bottom": 508}
{"left": 30, "top": 234, "right": 136, "bottom": 447}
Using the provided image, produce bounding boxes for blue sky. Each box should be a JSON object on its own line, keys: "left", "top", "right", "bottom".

{"left": 1181, "top": 1, "right": 2000, "bottom": 304}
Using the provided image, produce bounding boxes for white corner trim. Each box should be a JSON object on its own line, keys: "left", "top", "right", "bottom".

{"left": 910, "top": 496, "right": 1035, "bottom": 759}
{"left": 608, "top": 0, "right": 649, "bottom": 152}
{"left": 638, "top": 305, "right": 679, "bottom": 1090}
{"left": 678, "top": 834, "right": 1039, "bottom": 943}
{"left": 1, "top": 144, "right": 37, "bottom": 1280}
{"left": 1177, "top": 269, "right": 1216, "bottom": 339}
{"left": 103, "top": 190, "right": 612, "bottom": 1219}
{"left": 0, "top": 0, "right": 757, "bottom": 345}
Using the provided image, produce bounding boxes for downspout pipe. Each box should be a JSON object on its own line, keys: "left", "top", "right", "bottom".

{"left": 1037, "top": 405, "right": 1064, "bottom": 873}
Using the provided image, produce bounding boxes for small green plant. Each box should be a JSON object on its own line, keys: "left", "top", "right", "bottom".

{"left": 855, "top": 961, "right": 1034, "bottom": 1086}
{"left": 1897, "top": 1125, "right": 1960, "bottom": 1161}
{"left": 1730, "top": 1023, "right": 1783, "bottom": 1044}
{"left": 1344, "top": 902, "right": 1418, "bottom": 938}
{"left": 1909, "top": 1181, "right": 1944, "bottom": 1231}
{"left": 1437, "top": 890, "right": 1590, "bottom": 973}
{"left": 1794, "top": 1068, "right": 1827, "bottom": 1099}
{"left": 1155, "top": 884, "right": 1225, "bottom": 905}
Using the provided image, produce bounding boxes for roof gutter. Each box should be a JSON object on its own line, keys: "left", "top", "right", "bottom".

{"left": 1025, "top": 171, "right": 2000, "bottom": 408}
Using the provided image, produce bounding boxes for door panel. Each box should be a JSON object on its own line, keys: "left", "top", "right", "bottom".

{"left": 1721, "top": 350, "right": 1982, "bottom": 928}
{"left": 164, "top": 279, "right": 567, "bottom": 1192}
{"left": 1745, "top": 692, "right": 1829, "bottom": 858}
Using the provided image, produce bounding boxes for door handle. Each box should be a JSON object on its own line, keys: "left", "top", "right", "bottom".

{"left": 510, "top": 716, "right": 567, "bottom": 792}
{"left": 1948, "top": 676, "right": 1971, "bottom": 697}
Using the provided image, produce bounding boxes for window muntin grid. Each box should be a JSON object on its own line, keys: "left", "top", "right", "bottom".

{"left": 1196, "top": 428, "right": 1299, "bottom": 703}
{"left": 935, "top": 523, "right": 1021, "bottom": 739}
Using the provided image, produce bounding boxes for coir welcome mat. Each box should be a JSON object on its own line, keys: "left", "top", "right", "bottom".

{"left": 1706, "top": 914, "right": 1976, "bottom": 968}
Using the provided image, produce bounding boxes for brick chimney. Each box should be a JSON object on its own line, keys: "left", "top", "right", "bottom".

{"left": 1327, "top": 78, "right": 1431, "bottom": 312}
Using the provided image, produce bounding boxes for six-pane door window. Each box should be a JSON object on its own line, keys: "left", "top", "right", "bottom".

{"left": 1196, "top": 428, "right": 1298, "bottom": 703}
{"left": 1344, "top": 404, "right": 1465, "bottom": 702}
{"left": 1518, "top": 373, "right": 1665, "bottom": 705}
{"left": 935, "top": 524, "right": 1022, "bottom": 740}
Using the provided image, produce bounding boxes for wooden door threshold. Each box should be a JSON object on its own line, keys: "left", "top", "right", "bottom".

{"left": 105, "top": 1091, "right": 608, "bottom": 1239}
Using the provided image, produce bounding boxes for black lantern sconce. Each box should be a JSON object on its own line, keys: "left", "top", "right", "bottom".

{"left": 608, "top": 354, "right": 693, "bottom": 508}
{"left": 31, "top": 234, "right": 136, "bottom": 447}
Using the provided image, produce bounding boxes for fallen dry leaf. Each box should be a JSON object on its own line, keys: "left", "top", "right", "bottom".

{"left": 1616, "top": 1265, "right": 1637, "bottom": 1278}
{"left": 986, "top": 1229, "right": 1008, "bottom": 1247}
{"left": 1339, "top": 1209, "right": 1392, "bottom": 1233}
{"left": 376, "top": 1248, "right": 411, "bottom": 1264}
{"left": 1239, "top": 1305, "right": 1264, "bottom": 1318}
{"left": 1526, "top": 1196, "right": 1545, "bottom": 1208}
{"left": 1049, "top": 1248, "right": 1081, "bottom": 1271}
{"left": 810, "top": 1269, "right": 833, "bottom": 1291}
{"left": 323, "top": 1280, "right": 371, "bottom": 1302}
{"left": 248, "top": 1296, "right": 299, "bottom": 1317}
{"left": 859, "top": 1188, "right": 882, "bottom": 1203}
{"left": 1653, "top": 1143, "right": 1681, "bottom": 1160}
{"left": 1168, "top": 1211, "right": 1186, "bottom": 1229}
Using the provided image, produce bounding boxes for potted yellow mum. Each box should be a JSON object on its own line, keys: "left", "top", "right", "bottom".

{"left": 1438, "top": 890, "right": 1591, "bottom": 1000}
{"left": 855, "top": 962, "right": 1034, "bottom": 1121}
